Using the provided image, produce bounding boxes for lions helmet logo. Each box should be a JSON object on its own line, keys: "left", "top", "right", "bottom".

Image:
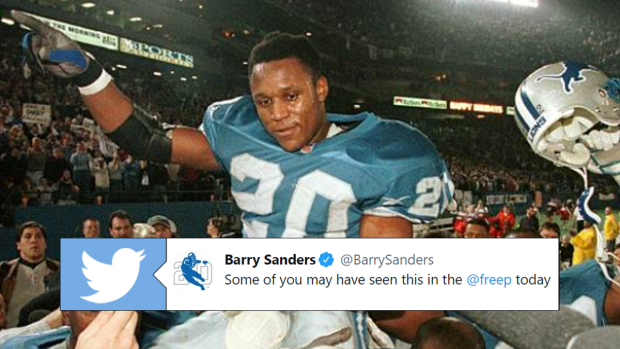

{"left": 535, "top": 61, "right": 598, "bottom": 94}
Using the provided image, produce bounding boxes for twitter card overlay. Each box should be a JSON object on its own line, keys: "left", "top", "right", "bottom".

{"left": 61, "top": 239, "right": 166, "bottom": 310}
{"left": 61, "top": 239, "right": 558, "bottom": 311}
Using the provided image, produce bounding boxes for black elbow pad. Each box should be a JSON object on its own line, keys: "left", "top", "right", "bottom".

{"left": 104, "top": 104, "right": 173, "bottom": 164}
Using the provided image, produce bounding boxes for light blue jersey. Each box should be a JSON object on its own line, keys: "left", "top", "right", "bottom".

{"left": 201, "top": 96, "right": 453, "bottom": 238}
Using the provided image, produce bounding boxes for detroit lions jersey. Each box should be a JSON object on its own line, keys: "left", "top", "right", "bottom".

{"left": 559, "top": 260, "right": 613, "bottom": 326}
{"left": 448, "top": 260, "right": 614, "bottom": 349}
{"left": 200, "top": 96, "right": 452, "bottom": 238}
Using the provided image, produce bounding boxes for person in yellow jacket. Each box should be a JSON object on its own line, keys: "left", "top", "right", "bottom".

{"left": 570, "top": 221, "right": 597, "bottom": 265}
{"left": 605, "top": 206, "right": 619, "bottom": 252}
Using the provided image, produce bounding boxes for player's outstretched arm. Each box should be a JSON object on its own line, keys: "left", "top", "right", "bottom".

{"left": 12, "top": 10, "right": 220, "bottom": 171}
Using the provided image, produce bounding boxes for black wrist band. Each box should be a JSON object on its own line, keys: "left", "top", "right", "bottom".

{"left": 73, "top": 59, "right": 104, "bottom": 87}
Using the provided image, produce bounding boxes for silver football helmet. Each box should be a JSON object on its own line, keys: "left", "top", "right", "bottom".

{"left": 514, "top": 61, "right": 620, "bottom": 175}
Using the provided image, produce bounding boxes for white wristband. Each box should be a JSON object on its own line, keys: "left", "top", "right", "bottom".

{"left": 78, "top": 69, "right": 113, "bottom": 96}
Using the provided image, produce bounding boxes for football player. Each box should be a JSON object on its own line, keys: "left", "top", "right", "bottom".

{"left": 11, "top": 10, "right": 452, "bottom": 348}
{"left": 11, "top": 12, "right": 452, "bottom": 240}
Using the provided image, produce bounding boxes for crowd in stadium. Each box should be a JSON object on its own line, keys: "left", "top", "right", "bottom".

{"left": 2, "top": 0, "right": 620, "bottom": 347}
{"left": 2, "top": 21, "right": 614, "bottom": 229}
{"left": 274, "top": 0, "right": 620, "bottom": 71}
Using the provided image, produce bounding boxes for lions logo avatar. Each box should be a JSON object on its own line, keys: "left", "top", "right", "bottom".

{"left": 173, "top": 251, "right": 212, "bottom": 291}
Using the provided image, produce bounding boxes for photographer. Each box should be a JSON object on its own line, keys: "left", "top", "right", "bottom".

{"left": 206, "top": 218, "right": 222, "bottom": 238}
{"left": 53, "top": 170, "right": 79, "bottom": 205}
{"left": 206, "top": 216, "right": 240, "bottom": 238}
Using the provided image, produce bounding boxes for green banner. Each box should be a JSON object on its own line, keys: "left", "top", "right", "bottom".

{"left": 393, "top": 96, "right": 447, "bottom": 110}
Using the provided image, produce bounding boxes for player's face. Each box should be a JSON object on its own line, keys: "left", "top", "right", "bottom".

{"left": 17, "top": 227, "right": 46, "bottom": 263}
{"left": 110, "top": 218, "right": 132, "bottom": 238}
{"left": 464, "top": 224, "right": 488, "bottom": 238}
{"left": 250, "top": 57, "right": 330, "bottom": 152}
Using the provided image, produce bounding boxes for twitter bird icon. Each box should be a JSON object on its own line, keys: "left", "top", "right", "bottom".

{"left": 81, "top": 248, "right": 145, "bottom": 304}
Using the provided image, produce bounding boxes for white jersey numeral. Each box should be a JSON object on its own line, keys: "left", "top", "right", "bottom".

{"left": 230, "top": 154, "right": 284, "bottom": 215}
{"left": 230, "top": 154, "right": 356, "bottom": 237}
{"left": 283, "top": 171, "right": 356, "bottom": 238}
{"left": 408, "top": 176, "right": 442, "bottom": 218}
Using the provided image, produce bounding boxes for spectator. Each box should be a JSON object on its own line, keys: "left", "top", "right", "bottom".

{"left": 82, "top": 218, "right": 100, "bottom": 238}
{"left": 206, "top": 218, "right": 221, "bottom": 238}
{"left": 493, "top": 206, "right": 515, "bottom": 238}
{"left": 107, "top": 151, "right": 124, "bottom": 202}
{"left": 25, "top": 137, "right": 47, "bottom": 187}
{"left": 69, "top": 142, "right": 92, "bottom": 204}
{"left": 571, "top": 221, "right": 597, "bottom": 266}
{"left": 604, "top": 206, "right": 619, "bottom": 252}
{"left": 43, "top": 148, "right": 71, "bottom": 184}
{"left": 147, "top": 215, "right": 178, "bottom": 238}
{"left": 539, "top": 222, "right": 560, "bottom": 239}
{"left": 519, "top": 206, "right": 539, "bottom": 234}
{"left": 410, "top": 317, "right": 485, "bottom": 349}
{"left": 36, "top": 178, "right": 54, "bottom": 206}
{"left": 0, "top": 221, "right": 60, "bottom": 328}
{"left": 91, "top": 151, "right": 109, "bottom": 205}
{"left": 504, "top": 228, "right": 540, "bottom": 239}
{"left": 614, "top": 244, "right": 620, "bottom": 268}
{"left": 123, "top": 155, "right": 140, "bottom": 198}
{"left": 560, "top": 235, "right": 574, "bottom": 270}
{"left": 108, "top": 210, "right": 133, "bottom": 238}
{"left": 463, "top": 218, "right": 489, "bottom": 239}
{"left": 54, "top": 170, "right": 79, "bottom": 205}
{"left": 0, "top": 147, "right": 28, "bottom": 184}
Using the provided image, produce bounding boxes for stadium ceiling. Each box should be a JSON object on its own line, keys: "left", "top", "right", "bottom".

{"left": 11, "top": 0, "right": 333, "bottom": 49}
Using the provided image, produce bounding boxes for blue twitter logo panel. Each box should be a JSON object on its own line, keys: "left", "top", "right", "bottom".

{"left": 61, "top": 239, "right": 166, "bottom": 310}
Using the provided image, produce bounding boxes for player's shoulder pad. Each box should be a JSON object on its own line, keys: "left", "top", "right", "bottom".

{"left": 204, "top": 95, "right": 255, "bottom": 126}
{"left": 362, "top": 118, "right": 445, "bottom": 175}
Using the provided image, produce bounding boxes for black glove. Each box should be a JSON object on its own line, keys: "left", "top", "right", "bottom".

{"left": 12, "top": 10, "right": 103, "bottom": 86}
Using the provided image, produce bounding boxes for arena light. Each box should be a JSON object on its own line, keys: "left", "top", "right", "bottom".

{"left": 116, "top": 64, "right": 127, "bottom": 69}
{"left": 479, "top": 0, "right": 539, "bottom": 8}
{"left": 153, "top": 24, "right": 163, "bottom": 28}
{"left": 106, "top": 10, "right": 115, "bottom": 15}
{"left": 192, "top": 76, "right": 198, "bottom": 80}
{"left": 1, "top": 17, "right": 15, "bottom": 26}
{"left": 180, "top": 77, "right": 187, "bottom": 82}
{"left": 153, "top": 71, "right": 162, "bottom": 77}
{"left": 129, "top": 17, "right": 142, "bottom": 22}
{"left": 81, "top": 2, "right": 96, "bottom": 9}
{"left": 305, "top": 32, "right": 312, "bottom": 37}
{"left": 511, "top": 0, "right": 539, "bottom": 8}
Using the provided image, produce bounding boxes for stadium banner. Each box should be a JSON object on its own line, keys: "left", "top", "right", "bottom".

{"left": 486, "top": 194, "right": 505, "bottom": 205}
{"left": 506, "top": 106, "right": 515, "bottom": 116}
{"left": 21, "top": 103, "right": 51, "bottom": 127}
{"left": 508, "top": 194, "right": 528, "bottom": 204}
{"left": 450, "top": 101, "right": 504, "bottom": 114}
{"left": 393, "top": 96, "right": 448, "bottom": 110}
{"left": 120, "top": 38, "right": 194, "bottom": 68}
{"left": 26, "top": 13, "right": 119, "bottom": 51}
{"left": 82, "top": 118, "right": 96, "bottom": 131}
{"left": 599, "top": 193, "right": 615, "bottom": 201}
